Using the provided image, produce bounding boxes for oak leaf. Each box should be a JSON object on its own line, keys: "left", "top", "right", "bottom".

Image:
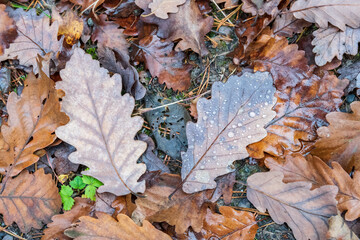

{"left": 327, "top": 215, "right": 359, "bottom": 240}
{"left": 273, "top": 12, "right": 311, "bottom": 37}
{"left": 136, "top": 0, "right": 214, "bottom": 56}
{"left": 198, "top": 206, "right": 258, "bottom": 240}
{"left": 312, "top": 26, "right": 360, "bottom": 66}
{"left": 68, "top": 0, "right": 104, "bottom": 11}
{"left": 132, "top": 173, "right": 214, "bottom": 234}
{"left": 0, "top": 8, "right": 63, "bottom": 74}
{"left": 147, "top": 0, "right": 186, "bottom": 19}
{"left": 0, "top": 169, "right": 62, "bottom": 233}
{"left": 0, "top": 4, "right": 17, "bottom": 55}
{"left": 247, "top": 171, "right": 338, "bottom": 240}
{"left": 55, "top": 48, "right": 147, "bottom": 196}
{"left": 42, "top": 198, "right": 93, "bottom": 240}
{"left": 138, "top": 35, "right": 193, "bottom": 91}
{"left": 265, "top": 154, "right": 360, "bottom": 221}
{"left": 65, "top": 212, "right": 172, "bottom": 240}
{"left": 290, "top": 0, "right": 360, "bottom": 31}
{"left": 241, "top": 0, "right": 281, "bottom": 16}
{"left": 181, "top": 71, "right": 276, "bottom": 194}
{"left": 247, "top": 71, "right": 348, "bottom": 159}
{"left": 312, "top": 101, "right": 360, "bottom": 173}
{"left": 0, "top": 66, "right": 68, "bottom": 178}
{"left": 215, "top": 0, "right": 238, "bottom": 8}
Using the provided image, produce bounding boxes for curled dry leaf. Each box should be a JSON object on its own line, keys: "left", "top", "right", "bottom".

{"left": 198, "top": 206, "right": 258, "bottom": 240}
{"left": 138, "top": 35, "right": 193, "bottom": 91}
{"left": 65, "top": 212, "right": 172, "bottom": 240}
{"left": 247, "top": 171, "right": 338, "bottom": 240}
{"left": 148, "top": 0, "right": 186, "bottom": 19}
{"left": 312, "top": 26, "right": 360, "bottom": 66}
{"left": 273, "top": 12, "right": 311, "bottom": 37}
{"left": 0, "top": 8, "right": 63, "bottom": 74}
{"left": 0, "top": 4, "right": 17, "bottom": 55}
{"left": 209, "top": 172, "right": 236, "bottom": 204}
{"left": 0, "top": 66, "right": 68, "bottom": 178}
{"left": 290, "top": 0, "right": 360, "bottom": 31}
{"left": 181, "top": 71, "right": 276, "bottom": 194}
{"left": 52, "top": 9, "right": 84, "bottom": 46}
{"left": 132, "top": 173, "right": 214, "bottom": 234}
{"left": 266, "top": 154, "right": 360, "bottom": 221}
{"left": 327, "top": 215, "right": 359, "bottom": 240}
{"left": 0, "top": 169, "right": 61, "bottom": 233}
{"left": 136, "top": 0, "right": 214, "bottom": 56}
{"left": 247, "top": 72, "right": 348, "bottom": 159}
{"left": 241, "top": 0, "right": 281, "bottom": 16}
{"left": 55, "top": 48, "right": 147, "bottom": 196}
{"left": 312, "top": 101, "right": 360, "bottom": 173}
{"left": 42, "top": 198, "right": 93, "bottom": 240}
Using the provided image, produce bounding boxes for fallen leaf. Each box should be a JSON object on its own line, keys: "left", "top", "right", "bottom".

{"left": 0, "top": 4, "right": 17, "bottom": 55}
{"left": 0, "top": 169, "right": 61, "bottom": 233}
{"left": 209, "top": 172, "right": 236, "bottom": 204}
{"left": 65, "top": 212, "right": 172, "bottom": 240}
{"left": 138, "top": 133, "right": 171, "bottom": 173}
{"left": 0, "top": 8, "right": 63, "bottom": 74}
{"left": 215, "top": 0, "right": 238, "bottom": 8}
{"left": 327, "top": 215, "right": 359, "bottom": 240}
{"left": 138, "top": 35, "right": 193, "bottom": 91}
{"left": 136, "top": 0, "right": 214, "bottom": 56}
{"left": 197, "top": 206, "right": 258, "bottom": 240}
{"left": 94, "top": 192, "right": 117, "bottom": 215}
{"left": 290, "top": 0, "right": 360, "bottom": 31}
{"left": 266, "top": 154, "right": 360, "bottom": 221}
{"left": 98, "top": 46, "right": 146, "bottom": 100}
{"left": 312, "top": 26, "right": 360, "bottom": 66}
{"left": 69, "top": 0, "right": 104, "bottom": 11}
{"left": 181, "top": 71, "right": 276, "bottom": 194}
{"left": 147, "top": 0, "right": 186, "bottom": 19}
{"left": 0, "top": 64, "right": 68, "bottom": 178}
{"left": 52, "top": 9, "right": 84, "bottom": 46}
{"left": 241, "top": 0, "right": 281, "bottom": 16}
{"left": 247, "top": 71, "right": 348, "bottom": 159}
{"left": 273, "top": 12, "right": 311, "bottom": 37}
{"left": 132, "top": 173, "right": 214, "bottom": 234}
{"left": 55, "top": 48, "right": 147, "bottom": 196}
{"left": 111, "top": 194, "right": 137, "bottom": 217}
{"left": 312, "top": 101, "right": 360, "bottom": 173}
{"left": 247, "top": 171, "right": 338, "bottom": 240}
{"left": 42, "top": 198, "right": 93, "bottom": 240}
{"left": 52, "top": 143, "right": 78, "bottom": 175}
{"left": 113, "top": 15, "right": 140, "bottom": 36}
{"left": 338, "top": 61, "right": 360, "bottom": 95}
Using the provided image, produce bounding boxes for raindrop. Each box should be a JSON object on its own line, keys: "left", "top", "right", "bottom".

{"left": 200, "top": 165, "right": 205, "bottom": 170}
{"left": 213, "top": 156, "right": 217, "bottom": 160}
{"left": 266, "top": 95, "right": 270, "bottom": 99}
{"left": 232, "top": 125, "right": 237, "bottom": 128}
{"left": 228, "top": 132, "right": 235, "bottom": 138}
{"left": 247, "top": 135, "right": 252, "bottom": 139}
{"left": 262, "top": 114, "right": 267, "bottom": 118}
{"left": 265, "top": 102, "right": 269, "bottom": 106}
{"left": 203, "top": 116, "right": 208, "bottom": 121}
{"left": 249, "top": 112, "right": 256, "bottom": 117}
{"left": 256, "top": 124, "right": 260, "bottom": 128}
{"left": 238, "top": 123, "right": 243, "bottom": 127}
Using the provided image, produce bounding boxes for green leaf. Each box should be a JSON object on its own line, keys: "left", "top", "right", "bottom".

{"left": 59, "top": 185, "right": 74, "bottom": 211}
{"left": 84, "top": 185, "right": 97, "bottom": 201}
{"left": 70, "top": 176, "right": 86, "bottom": 190}
{"left": 82, "top": 175, "right": 103, "bottom": 188}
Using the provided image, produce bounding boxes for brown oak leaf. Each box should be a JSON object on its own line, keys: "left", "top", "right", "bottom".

{"left": 0, "top": 169, "right": 62, "bottom": 233}
{"left": 247, "top": 171, "right": 338, "bottom": 240}
{"left": 138, "top": 35, "right": 193, "bottom": 91}
{"left": 0, "top": 4, "right": 17, "bottom": 55}
{"left": 42, "top": 198, "right": 93, "bottom": 240}
{"left": 312, "top": 101, "right": 360, "bottom": 173}
{"left": 147, "top": 0, "right": 186, "bottom": 19}
{"left": 135, "top": 0, "right": 214, "bottom": 56}
{"left": 247, "top": 71, "right": 348, "bottom": 159}
{"left": 181, "top": 71, "right": 276, "bottom": 194}
{"left": 55, "top": 48, "right": 147, "bottom": 196}
{"left": 241, "top": 0, "right": 281, "bottom": 16}
{"left": 131, "top": 173, "right": 214, "bottom": 234}
{"left": 215, "top": 0, "right": 238, "bottom": 8}
{"left": 65, "top": 212, "right": 172, "bottom": 240}
{"left": 0, "top": 64, "right": 68, "bottom": 178}
{"left": 0, "top": 8, "right": 63, "bottom": 74}
{"left": 273, "top": 12, "right": 311, "bottom": 37}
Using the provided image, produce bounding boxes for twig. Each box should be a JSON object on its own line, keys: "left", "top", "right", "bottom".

{"left": 210, "top": 0, "right": 233, "bottom": 25}
{"left": 0, "top": 226, "right": 28, "bottom": 240}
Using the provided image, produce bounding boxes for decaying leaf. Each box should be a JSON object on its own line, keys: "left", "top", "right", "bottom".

{"left": 215, "top": 0, "right": 238, "bottom": 8}
{"left": 290, "top": 0, "right": 360, "bottom": 31}
{"left": 0, "top": 169, "right": 61, "bottom": 233}
{"left": 209, "top": 172, "right": 236, "bottom": 204}
{"left": 198, "top": 206, "right": 258, "bottom": 240}
{"left": 312, "top": 26, "right": 360, "bottom": 66}
{"left": 312, "top": 101, "right": 360, "bottom": 173}
{"left": 69, "top": 0, "right": 104, "bottom": 11}
{"left": 0, "top": 4, "right": 17, "bottom": 55}
{"left": 136, "top": 0, "right": 214, "bottom": 56}
{"left": 147, "top": 0, "right": 186, "bottom": 19}
{"left": 138, "top": 35, "right": 193, "bottom": 91}
{"left": 241, "top": 0, "right": 281, "bottom": 16}
{"left": 181, "top": 71, "right": 276, "bottom": 193}
{"left": 0, "top": 8, "right": 63, "bottom": 74}
{"left": 327, "top": 215, "right": 359, "bottom": 240}
{"left": 338, "top": 61, "right": 360, "bottom": 95}
{"left": 65, "top": 212, "right": 172, "bottom": 239}
{"left": 55, "top": 48, "right": 147, "bottom": 196}
{"left": 266, "top": 154, "right": 360, "bottom": 222}
{"left": 0, "top": 65, "right": 68, "bottom": 177}
{"left": 52, "top": 9, "right": 84, "bottom": 46}
{"left": 132, "top": 173, "right": 214, "bottom": 234}
{"left": 42, "top": 198, "right": 93, "bottom": 240}
{"left": 247, "top": 72, "right": 348, "bottom": 159}
{"left": 273, "top": 12, "right": 311, "bottom": 37}
{"left": 247, "top": 171, "right": 338, "bottom": 240}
